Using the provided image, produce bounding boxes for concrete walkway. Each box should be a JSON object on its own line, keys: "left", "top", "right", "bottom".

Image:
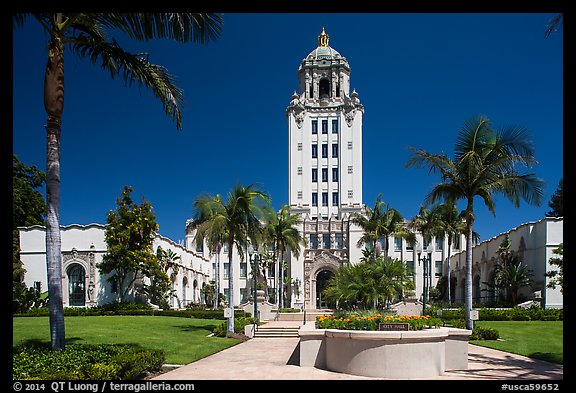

{"left": 153, "top": 321, "right": 563, "bottom": 381}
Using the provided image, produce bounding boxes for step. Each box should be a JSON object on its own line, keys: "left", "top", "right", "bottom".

{"left": 253, "top": 324, "right": 301, "bottom": 338}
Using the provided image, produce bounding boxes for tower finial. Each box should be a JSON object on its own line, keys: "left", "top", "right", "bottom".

{"left": 318, "top": 27, "right": 330, "bottom": 47}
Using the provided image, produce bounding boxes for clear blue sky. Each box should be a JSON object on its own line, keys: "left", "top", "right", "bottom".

{"left": 12, "top": 13, "right": 563, "bottom": 245}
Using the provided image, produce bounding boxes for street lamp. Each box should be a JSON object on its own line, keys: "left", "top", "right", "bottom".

{"left": 248, "top": 244, "right": 259, "bottom": 323}
{"left": 416, "top": 241, "right": 431, "bottom": 316}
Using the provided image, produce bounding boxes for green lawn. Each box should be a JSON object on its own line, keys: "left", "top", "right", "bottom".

{"left": 471, "top": 321, "right": 563, "bottom": 364}
{"left": 13, "top": 316, "right": 242, "bottom": 365}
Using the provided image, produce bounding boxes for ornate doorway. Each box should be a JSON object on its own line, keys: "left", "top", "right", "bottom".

{"left": 316, "top": 270, "right": 334, "bottom": 309}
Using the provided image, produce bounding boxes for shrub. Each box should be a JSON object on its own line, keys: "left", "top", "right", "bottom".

{"left": 13, "top": 343, "right": 164, "bottom": 380}
{"left": 212, "top": 316, "right": 256, "bottom": 337}
{"left": 470, "top": 327, "right": 500, "bottom": 340}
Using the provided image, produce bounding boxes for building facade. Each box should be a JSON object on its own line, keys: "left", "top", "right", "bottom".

{"left": 19, "top": 224, "right": 212, "bottom": 308}
{"left": 17, "top": 30, "right": 562, "bottom": 312}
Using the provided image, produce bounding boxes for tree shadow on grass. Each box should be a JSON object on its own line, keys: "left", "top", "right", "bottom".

{"left": 174, "top": 324, "right": 219, "bottom": 333}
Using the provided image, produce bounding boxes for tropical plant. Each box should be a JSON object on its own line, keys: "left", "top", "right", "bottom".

{"left": 323, "top": 254, "right": 413, "bottom": 309}
{"left": 351, "top": 194, "right": 415, "bottom": 256}
{"left": 265, "top": 205, "right": 306, "bottom": 308}
{"left": 13, "top": 13, "right": 223, "bottom": 351}
{"left": 190, "top": 183, "right": 270, "bottom": 335}
{"left": 484, "top": 235, "right": 533, "bottom": 306}
{"left": 97, "top": 185, "right": 161, "bottom": 303}
{"left": 406, "top": 114, "right": 544, "bottom": 328}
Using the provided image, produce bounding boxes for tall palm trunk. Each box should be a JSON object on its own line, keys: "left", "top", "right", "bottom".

{"left": 465, "top": 223, "right": 474, "bottom": 329}
{"left": 447, "top": 239, "right": 452, "bottom": 304}
{"left": 214, "top": 243, "right": 220, "bottom": 309}
{"left": 44, "top": 31, "right": 66, "bottom": 351}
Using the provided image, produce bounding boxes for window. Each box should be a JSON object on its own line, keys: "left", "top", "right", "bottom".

{"left": 322, "top": 120, "right": 328, "bottom": 134}
{"left": 322, "top": 168, "right": 328, "bottom": 182}
{"left": 297, "top": 166, "right": 302, "bottom": 175}
{"left": 335, "top": 233, "right": 343, "bottom": 249}
{"left": 322, "top": 192, "right": 328, "bottom": 206}
{"left": 322, "top": 233, "right": 330, "bottom": 249}
{"left": 319, "top": 78, "right": 330, "bottom": 98}
{"left": 312, "top": 144, "right": 318, "bottom": 158}
{"left": 310, "top": 235, "right": 318, "bottom": 249}
{"left": 347, "top": 190, "right": 353, "bottom": 199}
{"left": 348, "top": 141, "right": 353, "bottom": 149}
{"left": 312, "top": 192, "right": 318, "bottom": 207}
{"left": 240, "top": 261, "right": 247, "bottom": 278}
{"left": 68, "top": 265, "right": 85, "bottom": 307}
{"left": 394, "top": 237, "right": 402, "bottom": 251}
{"left": 332, "top": 168, "right": 338, "bottom": 182}
{"left": 435, "top": 260, "right": 443, "bottom": 277}
{"left": 405, "top": 260, "right": 415, "bottom": 275}
{"left": 223, "top": 263, "right": 229, "bottom": 279}
{"left": 322, "top": 144, "right": 328, "bottom": 158}
{"left": 332, "top": 119, "right": 338, "bottom": 133}
{"left": 312, "top": 168, "right": 318, "bottom": 182}
{"left": 311, "top": 120, "right": 318, "bottom": 134}
{"left": 348, "top": 165, "right": 353, "bottom": 174}
{"left": 297, "top": 143, "right": 302, "bottom": 151}
{"left": 332, "top": 192, "right": 339, "bottom": 206}
{"left": 297, "top": 191, "right": 302, "bottom": 199}
{"left": 435, "top": 237, "right": 443, "bottom": 250}
{"left": 195, "top": 240, "right": 204, "bottom": 253}
{"left": 332, "top": 144, "right": 338, "bottom": 158}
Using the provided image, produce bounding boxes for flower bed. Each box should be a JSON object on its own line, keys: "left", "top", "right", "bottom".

{"left": 316, "top": 311, "right": 442, "bottom": 331}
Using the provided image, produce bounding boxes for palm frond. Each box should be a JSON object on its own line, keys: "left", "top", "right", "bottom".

{"left": 96, "top": 13, "right": 223, "bottom": 44}
{"left": 70, "top": 35, "right": 184, "bottom": 129}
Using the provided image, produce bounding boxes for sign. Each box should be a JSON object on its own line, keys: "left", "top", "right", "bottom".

{"left": 470, "top": 309, "right": 479, "bottom": 321}
{"left": 223, "top": 307, "right": 232, "bottom": 318}
{"left": 378, "top": 323, "right": 409, "bottom": 331}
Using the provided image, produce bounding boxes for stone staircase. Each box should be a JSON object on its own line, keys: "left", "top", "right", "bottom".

{"left": 252, "top": 310, "right": 334, "bottom": 338}
{"left": 253, "top": 322, "right": 301, "bottom": 338}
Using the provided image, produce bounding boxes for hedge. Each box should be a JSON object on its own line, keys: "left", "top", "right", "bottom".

{"left": 428, "top": 305, "right": 563, "bottom": 321}
{"left": 13, "top": 343, "right": 164, "bottom": 380}
{"left": 14, "top": 302, "right": 248, "bottom": 320}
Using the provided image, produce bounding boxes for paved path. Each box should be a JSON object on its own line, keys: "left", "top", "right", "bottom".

{"left": 153, "top": 321, "right": 563, "bottom": 381}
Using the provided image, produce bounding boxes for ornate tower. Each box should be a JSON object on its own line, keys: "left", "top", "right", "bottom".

{"left": 286, "top": 28, "right": 365, "bottom": 309}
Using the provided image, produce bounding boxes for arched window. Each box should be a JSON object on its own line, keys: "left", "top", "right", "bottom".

{"left": 68, "top": 265, "right": 86, "bottom": 306}
{"left": 319, "top": 78, "right": 330, "bottom": 99}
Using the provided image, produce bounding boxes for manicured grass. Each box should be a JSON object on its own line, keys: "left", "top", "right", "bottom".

{"left": 13, "top": 316, "right": 241, "bottom": 365}
{"left": 471, "top": 321, "right": 563, "bottom": 364}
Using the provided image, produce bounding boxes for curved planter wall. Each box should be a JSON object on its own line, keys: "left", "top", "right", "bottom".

{"left": 299, "top": 327, "right": 471, "bottom": 379}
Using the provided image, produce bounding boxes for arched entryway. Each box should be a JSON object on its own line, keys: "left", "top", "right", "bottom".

{"left": 67, "top": 264, "right": 86, "bottom": 306}
{"left": 316, "top": 270, "right": 334, "bottom": 309}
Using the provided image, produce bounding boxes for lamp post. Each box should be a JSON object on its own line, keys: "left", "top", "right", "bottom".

{"left": 416, "top": 241, "right": 430, "bottom": 316}
{"left": 248, "top": 245, "right": 259, "bottom": 323}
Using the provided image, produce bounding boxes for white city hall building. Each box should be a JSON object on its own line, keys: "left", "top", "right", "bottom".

{"left": 18, "top": 29, "right": 562, "bottom": 311}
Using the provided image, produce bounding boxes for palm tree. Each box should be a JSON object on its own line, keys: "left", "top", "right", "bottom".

{"left": 411, "top": 202, "right": 475, "bottom": 304}
{"left": 191, "top": 183, "right": 269, "bottom": 335}
{"left": 265, "top": 205, "right": 306, "bottom": 309}
{"left": 351, "top": 194, "right": 415, "bottom": 256}
{"left": 406, "top": 114, "right": 544, "bottom": 328}
{"left": 189, "top": 194, "right": 227, "bottom": 309}
{"left": 13, "top": 13, "right": 223, "bottom": 351}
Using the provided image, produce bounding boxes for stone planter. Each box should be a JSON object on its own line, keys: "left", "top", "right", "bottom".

{"left": 298, "top": 327, "right": 471, "bottom": 378}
